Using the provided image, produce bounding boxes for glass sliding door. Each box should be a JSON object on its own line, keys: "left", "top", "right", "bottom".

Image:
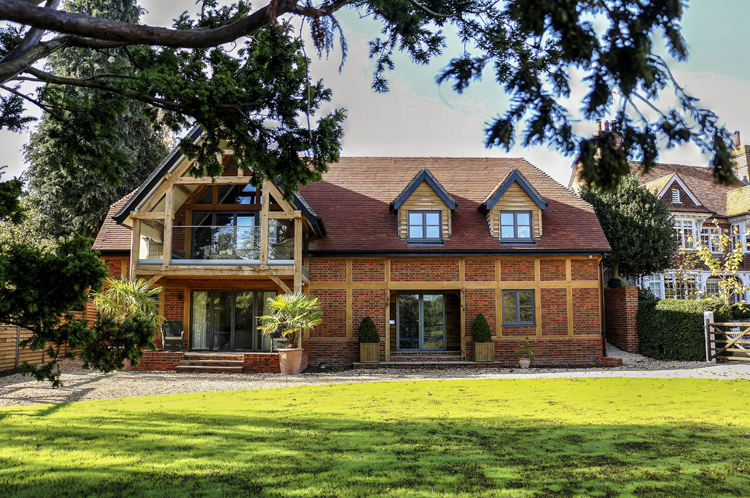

{"left": 397, "top": 292, "right": 445, "bottom": 351}
{"left": 190, "top": 290, "right": 276, "bottom": 351}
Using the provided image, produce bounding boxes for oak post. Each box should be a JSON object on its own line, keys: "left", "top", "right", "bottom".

{"left": 294, "top": 210, "right": 303, "bottom": 292}
{"left": 163, "top": 186, "right": 174, "bottom": 266}
{"left": 130, "top": 218, "right": 141, "bottom": 281}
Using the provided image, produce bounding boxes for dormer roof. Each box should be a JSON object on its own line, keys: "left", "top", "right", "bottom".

{"left": 478, "top": 168, "right": 547, "bottom": 214}
{"left": 389, "top": 167, "right": 457, "bottom": 212}
{"left": 644, "top": 173, "right": 702, "bottom": 206}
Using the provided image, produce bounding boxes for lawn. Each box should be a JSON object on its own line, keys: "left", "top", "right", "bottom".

{"left": 1, "top": 378, "right": 749, "bottom": 497}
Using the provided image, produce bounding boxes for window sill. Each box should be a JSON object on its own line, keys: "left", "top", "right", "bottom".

{"left": 502, "top": 323, "right": 536, "bottom": 327}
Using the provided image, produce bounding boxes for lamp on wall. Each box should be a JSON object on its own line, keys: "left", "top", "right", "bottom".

{"left": 177, "top": 291, "right": 184, "bottom": 301}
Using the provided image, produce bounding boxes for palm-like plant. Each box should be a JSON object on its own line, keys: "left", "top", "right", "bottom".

{"left": 93, "top": 277, "right": 164, "bottom": 326}
{"left": 257, "top": 292, "right": 323, "bottom": 348}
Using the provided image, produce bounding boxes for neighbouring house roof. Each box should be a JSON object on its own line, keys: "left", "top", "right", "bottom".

{"left": 632, "top": 162, "right": 745, "bottom": 217}
{"left": 389, "top": 167, "right": 458, "bottom": 212}
{"left": 92, "top": 191, "right": 137, "bottom": 252}
{"left": 95, "top": 156, "right": 610, "bottom": 254}
{"left": 299, "top": 157, "right": 609, "bottom": 254}
{"left": 478, "top": 168, "right": 547, "bottom": 214}
{"left": 727, "top": 185, "right": 750, "bottom": 216}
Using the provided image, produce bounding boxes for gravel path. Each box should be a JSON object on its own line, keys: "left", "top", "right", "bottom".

{"left": 1, "top": 344, "right": 748, "bottom": 408}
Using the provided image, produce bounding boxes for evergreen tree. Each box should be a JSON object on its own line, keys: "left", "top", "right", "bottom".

{"left": 22, "top": 0, "right": 167, "bottom": 239}
{"left": 580, "top": 175, "right": 676, "bottom": 280}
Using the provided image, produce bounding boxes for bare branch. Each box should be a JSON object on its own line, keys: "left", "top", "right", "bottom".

{"left": 0, "top": 0, "right": 62, "bottom": 64}
{"left": 0, "top": 0, "right": 353, "bottom": 49}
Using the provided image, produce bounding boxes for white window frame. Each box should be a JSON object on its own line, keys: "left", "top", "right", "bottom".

{"left": 664, "top": 272, "right": 698, "bottom": 300}
{"left": 639, "top": 274, "right": 663, "bottom": 299}
{"left": 673, "top": 219, "right": 696, "bottom": 249}
{"left": 699, "top": 226, "right": 721, "bottom": 254}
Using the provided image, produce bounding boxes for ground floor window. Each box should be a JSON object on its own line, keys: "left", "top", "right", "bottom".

{"left": 664, "top": 273, "right": 697, "bottom": 300}
{"left": 705, "top": 277, "right": 721, "bottom": 297}
{"left": 502, "top": 289, "right": 535, "bottom": 325}
{"left": 191, "top": 289, "right": 277, "bottom": 351}
{"left": 640, "top": 274, "right": 663, "bottom": 299}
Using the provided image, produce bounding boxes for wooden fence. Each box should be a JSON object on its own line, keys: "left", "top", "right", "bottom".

{"left": 0, "top": 325, "right": 45, "bottom": 372}
{"left": 705, "top": 322, "right": 750, "bottom": 362}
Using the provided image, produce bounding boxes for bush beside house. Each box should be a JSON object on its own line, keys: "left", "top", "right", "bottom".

{"left": 637, "top": 298, "right": 730, "bottom": 361}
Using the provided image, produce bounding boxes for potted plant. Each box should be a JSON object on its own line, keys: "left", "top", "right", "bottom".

{"left": 515, "top": 336, "right": 536, "bottom": 369}
{"left": 258, "top": 291, "right": 323, "bottom": 375}
{"left": 358, "top": 316, "right": 380, "bottom": 363}
{"left": 472, "top": 313, "right": 493, "bottom": 362}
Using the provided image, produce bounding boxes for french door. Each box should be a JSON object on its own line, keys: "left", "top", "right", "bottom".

{"left": 191, "top": 290, "right": 276, "bottom": 351}
{"left": 397, "top": 293, "right": 445, "bottom": 350}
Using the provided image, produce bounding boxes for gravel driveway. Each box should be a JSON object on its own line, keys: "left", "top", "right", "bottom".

{"left": 1, "top": 344, "right": 748, "bottom": 408}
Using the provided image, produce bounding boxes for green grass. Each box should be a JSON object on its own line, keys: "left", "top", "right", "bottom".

{"left": 1, "top": 378, "right": 750, "bottom": 497}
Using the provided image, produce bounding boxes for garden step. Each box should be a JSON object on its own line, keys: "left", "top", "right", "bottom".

{"left": 175, "top": 365, "right": 245, "bottom": 373}
{"left": 180, "top": 359, "right": 245, "bottom": 365}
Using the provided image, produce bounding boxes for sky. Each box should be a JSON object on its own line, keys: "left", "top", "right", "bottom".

{"left": 2, "top": 0, "right": 750, "bottom": 187}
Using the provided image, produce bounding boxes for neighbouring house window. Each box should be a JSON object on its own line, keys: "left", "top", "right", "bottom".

{"left": 672, "top": 189, "right": 681, "bottom": 204}
{"left": 732, "top": 224, "right": 742, "bottom": 251}
{"left": 705, "top": 277, "right": 721, "bottom": 297}
{"left": 673, "top": 219, "right": 696, "bottom": 249}
{"left": 500, "top": 211, "right": 533, "bottom": 241}
{"left": 700, "top": 226, "right": 721, "bottom": 253}
{"left": 664, "top": 273, "right": 697, "bottom": 300}
{"left": 408, "top": 211, "right": 442, "bottom": 242}
{"left": 502, "top": 290, "right": 535, "bottom": 325}
{"left": 640, "top": 274, "right": 662, "bottom": 299}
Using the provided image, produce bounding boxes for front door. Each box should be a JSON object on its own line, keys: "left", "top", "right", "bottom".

{"left": 190, "top": 290, "right": 276, "bottom": 351}
{"left": 397, "top": 293, "right": 445, "bottom": 350}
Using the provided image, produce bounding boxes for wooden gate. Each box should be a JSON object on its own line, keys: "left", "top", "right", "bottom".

{"left": 705, "top": 322, "right": 750, "bottom": 362}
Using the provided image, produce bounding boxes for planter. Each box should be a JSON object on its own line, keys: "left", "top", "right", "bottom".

{"left": 360, "top": 342, "right": 380, "bottom": 363}
{"left": 123, "top": 358, "right": 132, "bottom": 372}
{"left": 518, "top": 358, "right": 531, "bottom": 369}
{"left": 474, "top": 342, "right": 494, "bottom": 362}
{"left": 278, "top": 348, "right": 304, "bottom": 375}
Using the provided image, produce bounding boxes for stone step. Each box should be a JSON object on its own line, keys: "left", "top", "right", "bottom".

{"left": 180, "top": 359, "right": 245, "bottom": 365}
{"left": 176, "top": 365, "right": 244, "bottom": 373}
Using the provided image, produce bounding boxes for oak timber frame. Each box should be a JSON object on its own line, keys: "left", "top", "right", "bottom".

{"left": 129, "top": 154, "right": 307, "bottom": 294}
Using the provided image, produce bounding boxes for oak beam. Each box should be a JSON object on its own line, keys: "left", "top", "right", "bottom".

{"left": 174, "top": 176, "right": 252, "bottom": 185}
{"left": 146, "top": 275, "right": 163, "bottom": 287}
{"left": 269, "top": 276, "right": 291, "bottom": 293}
{"left": 135, "top": 265, "right": 296, "bottom": 276}
{"left": 130, "top": 211, "right": 174, "bottom": 220}
{"left": 260, "top": 181, "right": 270, "bottom": 265}
{"left": 294, "top": 211, "right": 303, "bottom": 292}
{"left": 460, "top": 289, "right": 466, "bottom": 361}
{"left": 263, "top": 181, "right": 294, "bottom": 213}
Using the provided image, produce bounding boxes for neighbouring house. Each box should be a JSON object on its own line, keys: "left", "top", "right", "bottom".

{"left": 92, "top": 126, "right": 611, "bottom": 371}
{"left": 569, "top": 123, "right": 750, "bottom": 302}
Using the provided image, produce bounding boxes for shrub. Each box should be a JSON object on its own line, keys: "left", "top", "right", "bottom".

{"left": 731, "top": 305, "right": 750, "bottom": 320}
{"left": 608, "top": 277, "right": 623, "bottom": 288}
{"left": 358, "top": 316, "right": 380, "bottom": 343}
{"left": 637, "top": 298, "right": 730, "bottom": 361}
{"left": 638, "top": 286, "right": 657, "bottom": 301}
{"left": 472, "top": 313, "right": 492, "bottom": 343}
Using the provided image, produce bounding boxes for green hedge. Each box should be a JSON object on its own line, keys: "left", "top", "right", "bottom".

{"left": 637, "top": 298, "right": 730, "bottom": 361}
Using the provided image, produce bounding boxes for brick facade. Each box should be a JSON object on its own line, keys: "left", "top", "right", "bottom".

{"left": 500, "top": 259, "right": 535, "bottom": 281}
{"left": 391, "top": 259, "right": 460, "bottom": 282}
{"left": 603, "top": 286, "right": 639, "bottom": 353}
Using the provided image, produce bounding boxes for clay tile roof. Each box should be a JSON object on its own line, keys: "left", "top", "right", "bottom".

{"left": 643, "top": 173, "right": 675, "bottom": 196}
{"left": 299, "top": 157, "right": 609, "bottom": 253}
{"left": 480, "top": 167, "right": 546, "bottom": 211}
{"left": 92, "top": 191, "right": 135, "bottom": 252}
{"left": 727, "top": 186, "right": 750, "bottom": 216}
{"left": 632, "top": 162, "right": 744, "bottom": 217}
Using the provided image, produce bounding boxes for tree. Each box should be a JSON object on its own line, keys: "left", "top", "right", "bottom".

{"left": 0, "top": 195, "right": 55, "bottom": 250}
{"left": 0, "top": 0, "right": 737, "bottom": 202}
{"left": 93, "top": 277, "right": 164, "bottom": 325}
{"left": 21, "top": 0, "right": 168, "bottom": 239}
{"left": 580, "top": 175, "right": 675, "bottom": 281}
{"left": 688, "top": 221, "right": 749, "bottom": 307}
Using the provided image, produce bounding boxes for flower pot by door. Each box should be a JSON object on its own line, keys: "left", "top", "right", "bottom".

{"left": 518, "top": 358, "right": 531, "bottom": 369}
{"left": 474, "top": 342, "right": 494, "bottom": 362}
{"left": 278, "top": 348, "right": 303, "bottom": 375}
{"left": 360, "top": 342, "right": 380, "bottom": 363}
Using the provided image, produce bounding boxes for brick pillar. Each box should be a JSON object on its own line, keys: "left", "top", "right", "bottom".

{"left": 603, "top": 286, "right": 639, "bottom": 353}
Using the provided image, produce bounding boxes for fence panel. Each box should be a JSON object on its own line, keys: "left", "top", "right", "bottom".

{"left": 705, "top": 322, "right": 750, "bottom": 362}
{"left": 0, "top": 325, "right": 45, "bottom": 372}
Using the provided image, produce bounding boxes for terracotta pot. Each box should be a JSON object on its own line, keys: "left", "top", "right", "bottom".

{"left": 123, "top": 358, "right": 132, "bottom": 372}
{"left": 360, "top": 342, "right": 380, "bottom": 363}
{"left": 278, "top": 348, "right": 303, "bottom": 375}
{"left": 518, "top": 358, "right": 531, "bottom": 369}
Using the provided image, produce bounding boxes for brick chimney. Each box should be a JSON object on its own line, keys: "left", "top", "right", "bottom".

{"left": 731, "top": 131, "right": 750, "bottom": 183}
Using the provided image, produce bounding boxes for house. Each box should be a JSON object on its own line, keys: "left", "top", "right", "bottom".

{"left": 92, "top": 128, "right": 611, "bottom": 371}
{"left": 569, "top": 124, "right": 750, "bottom": 301}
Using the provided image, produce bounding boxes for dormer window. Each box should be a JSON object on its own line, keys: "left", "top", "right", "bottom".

{"left": 672, "top": 189, "right": 681, "bottom": 204}
{"left": 408, "top": 211, "right": 442, "bottom": 242}
{"left": 500, "top": 211, "right": 533, "bottom": 241}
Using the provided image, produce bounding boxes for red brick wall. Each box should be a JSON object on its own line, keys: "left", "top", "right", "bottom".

{"left": 540, "top": 259, "right": 565, "bottom": 281}
{"left": 243, "top": 352, "right": 281, "bottom": 373}
{"left": 571, "top": 260, "right": 599, "bottom": 280}
{"left": 465, "top": 259, "right": 495, "bottom": 281}
{"left": 309, "top": 259, "right": 347, "bottom": 281}
{"left": 391, "top": 259, "right": 459, "bottom": 282}
{"left": 309, "top": 289, "right": 347, "bottom": 338}
{"left": 352, "top": 259, "right": 385, "bottom": 282}
{"left": 500, "top": 259, "right": 535, "bottom": 281}
{"left": 540, "top": 288, "right": 568, "bottom": 336}
{"left": 465, "top": 288, "right": 497, "bottom": 360}
{"left": 352, "top": 289, "right": 387, "bottom": 360}
{"left": 494, "top": 337, "right": 602, "bottom": 366}
{"left": 172, "top": 211, "right": 187, "bottom": 253}
{"left": 303, "top": 339, "right": 359, "bottom": 367}
{"left": 132, "top": 351, "right": 184, "bottom": 371}
{"left": 102, "top": 257, "right": 124, "bottom": 279}
{"left": 501, "top": 326, "right": 537, "bottom": 337}
{"left": 572, "top": 288, "right": 601, "bottom": 335}
{"left": 604, "top": 286, "right": 639, "bottom": 353}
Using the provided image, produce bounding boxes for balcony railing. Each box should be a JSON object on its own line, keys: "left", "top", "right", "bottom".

{"left": 138, "top": 220, "right": 295, "bottom": 265}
